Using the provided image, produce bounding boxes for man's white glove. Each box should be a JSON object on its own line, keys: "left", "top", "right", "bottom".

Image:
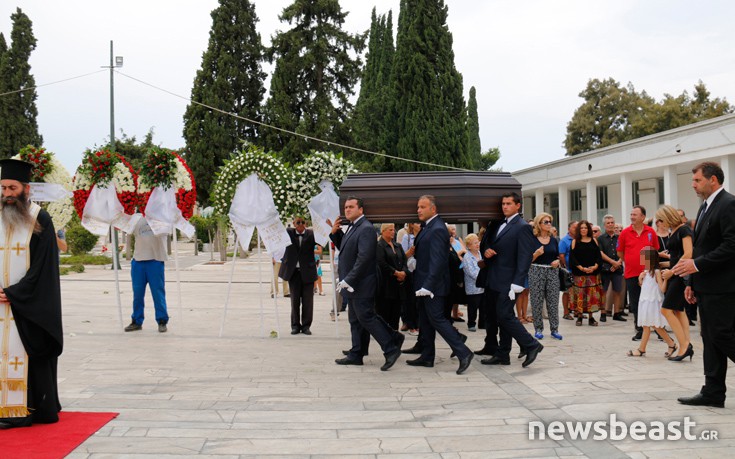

{"left": 415, "top": 288, "right": 434, "bottom": 299}
{"left": 508, "top": 283, "right": 525, "bottom": 301}
{"left": 336, "top": 280, "right": 354, "bottom": 293}
{"left": 406, "top": 257, "right": 417, "bottom": 272}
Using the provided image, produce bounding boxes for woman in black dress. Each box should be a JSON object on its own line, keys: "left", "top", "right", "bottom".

{"left": 376, "top": 223, "right": 408, "bottom": 330}
{"left": 657, "top": 205, "right": 694, "bottom": 361}
{"left": 569, "top": 220, "right": 603, "bottom": 326}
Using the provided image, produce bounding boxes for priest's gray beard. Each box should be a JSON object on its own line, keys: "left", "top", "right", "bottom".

{"left": 1, "top": 190, "right": 38, "bottom": 235}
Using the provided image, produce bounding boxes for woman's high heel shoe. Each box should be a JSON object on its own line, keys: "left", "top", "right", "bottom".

{"left": 669, "top": 343, "right": 694, "bottom": 362}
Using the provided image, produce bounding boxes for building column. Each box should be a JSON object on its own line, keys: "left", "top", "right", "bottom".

{"left": 663, "top": 166, "right": 678, "bottom": 208}
{"left": 620, "top": 173, "right": 631, "bottom": 224}
{"left": 721, "top": 155, "right": 735, "bottom": 193}
{"left": 586, "top": 180, "right": 596, "bottom": 224}
{"left": 558, "top": 184, "right": 569, "bottom": 233}
{"left": 535, "top": 189, "right": 544, "bottom": 217}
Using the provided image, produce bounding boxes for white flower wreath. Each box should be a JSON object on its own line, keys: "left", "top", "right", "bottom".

{"left": 289, "top": 151, "right": 358, "bottom": 212}
{"left": 12, "top": 151, "right": 75, "bottom": 230}
{"left": 211, "top": 145, "right": 297, "bottom": 219}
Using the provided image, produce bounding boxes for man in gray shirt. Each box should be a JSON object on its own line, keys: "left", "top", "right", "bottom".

{"left": 125, "top": 218, "right": 169, "bottom": 333}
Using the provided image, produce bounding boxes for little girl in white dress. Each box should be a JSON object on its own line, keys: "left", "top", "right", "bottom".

{"left": 628, "top": 247, "right": 676, "bottom": 357}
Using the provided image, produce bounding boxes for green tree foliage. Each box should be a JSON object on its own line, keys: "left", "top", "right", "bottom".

{"left": 389, "top": 0, "right": 469, "bottom": 171}
{"left": 66, "top": 221, "right": 99, "bottom": 255}
{"left": 479, "top": 147, "right": 501, "bottom": 171}
{"left": 183, "top": 0, "right": 266, "bottom": 204}
{"left": 466, "top": 86, "right": 482, "bottom": 170}
{"left": 565, "top": 78, "right": 733, "bottom": 155}
{"left": 0, "top": 8, "right": 42, "bottom": 158}
{"left": 263, "top": 0, "right": 366, "bottom": 165}
{"left": 351, "top": 8, "right": 394, "bottom": 171}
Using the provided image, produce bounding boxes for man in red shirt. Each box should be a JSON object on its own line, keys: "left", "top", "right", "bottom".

{"left": 617, "top": 205, "right": 659, "bottom": 341}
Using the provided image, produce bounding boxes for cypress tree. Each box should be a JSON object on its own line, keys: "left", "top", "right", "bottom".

{"left": 263, "top": 0, "right": 366, "bottom": 165}
{"left": 352, "top": 9, "right": 394, "bottom": 169}
{"left": 0, "top": 33, "right": 8, "bottom": 155}
{"left": 0, "top": 8, "right": 42, "bottom": 158}
{"left": 466, "top": 86, "right": 481, "bottom": 170}
{"left": 391, "top": 0, "right": 468, "bottom": 171}
{"left": 183, "top": 0, "right": 266, "bottom": 205}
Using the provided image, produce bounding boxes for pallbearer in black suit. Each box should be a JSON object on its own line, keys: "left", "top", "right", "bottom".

{"left": 407, "top": 195, "right": 473, "bottom": 374}
{"left": 673, "top": 162, "right": 735, "bottom": 408}
{"left": 279, "top": 216, "right": 318, "bottom": 335}
{"left": 477, "top": 192, "right": 543, "bottom": 367}
{"left": 328, "top": 197, "right": 403, "bottom": 371}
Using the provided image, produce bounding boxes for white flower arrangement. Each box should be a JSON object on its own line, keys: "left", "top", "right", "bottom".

{"left": 13, "top": 151, "right": 75, "bottom": 230}
{"left": 211, "top": 145, "right": 296, "bottom": 219}
{"left": 291, "top": 151, "right": 358, "bottom": 211}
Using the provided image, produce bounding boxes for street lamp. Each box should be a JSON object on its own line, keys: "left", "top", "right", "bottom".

{"left": 102, "top": 40, "right": 124, "bottom": 269}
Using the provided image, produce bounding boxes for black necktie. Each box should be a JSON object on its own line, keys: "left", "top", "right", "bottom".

{"left": 695, "top": 201, "right": 708, "bottom": 231}
{"left": 297, "top": 233, "right": 303, "bottom": 247}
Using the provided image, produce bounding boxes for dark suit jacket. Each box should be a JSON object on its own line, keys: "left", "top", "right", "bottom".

{"left": 412, "top": 215, "right": 450, "bottom": 297}
{"left": 376, "top": 238, "right": 407, "bottom": 300}
{"left": 329, "top": 216, "right": 377, "bottom": 299}
{"left": 279, "top": 228, "right": 318, "bottom": 283}
{"left": 478, "top": 215, "right": 535, "bottom": 292}
{"left": 691, "top": 189, "right": 735, "bottom": 294}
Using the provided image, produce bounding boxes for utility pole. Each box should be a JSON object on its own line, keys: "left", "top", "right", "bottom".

{"left": 103, "top": 41, "right": 124, "bottom": 269}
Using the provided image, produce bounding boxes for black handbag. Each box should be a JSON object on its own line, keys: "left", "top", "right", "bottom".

{"left": 558, "top": 269, "right": 573, "bottom": 291}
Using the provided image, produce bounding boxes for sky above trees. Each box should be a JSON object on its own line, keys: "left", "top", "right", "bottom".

{"left": 1, "top": 0, "right": 733, "bottom": 174}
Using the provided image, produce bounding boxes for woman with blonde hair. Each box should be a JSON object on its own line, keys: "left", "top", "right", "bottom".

{"left": 657, "top": 205, "right": 695, "bottom": 361}
{"left": 461, "top": 233, "right": 485, "bottom": 331}
{"left": 529, "top": 213, "right": 563, "bottom": 339}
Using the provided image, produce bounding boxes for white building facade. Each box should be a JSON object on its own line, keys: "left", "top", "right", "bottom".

{"left": 513, "top": 113, "right": 735, "bottom": 231}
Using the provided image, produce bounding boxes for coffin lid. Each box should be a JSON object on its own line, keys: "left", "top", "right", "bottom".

{"left": 338, "top": 171, "right": 521, "bottom": 223}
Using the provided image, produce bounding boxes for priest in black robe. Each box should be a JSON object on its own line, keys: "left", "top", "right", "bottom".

{"left": 0, "top": 159, "right": 63, "bottom": 428}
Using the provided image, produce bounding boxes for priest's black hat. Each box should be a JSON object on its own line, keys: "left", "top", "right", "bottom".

{"left": 0, "top": 159, "right": 34, "bottom": 183}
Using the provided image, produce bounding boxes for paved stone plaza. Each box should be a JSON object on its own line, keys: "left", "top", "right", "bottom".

{"left": 59, "top": 243, "right": 734, "bottom": 458}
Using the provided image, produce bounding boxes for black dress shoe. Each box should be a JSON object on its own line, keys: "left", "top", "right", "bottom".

{"left": 301, "top": 327, "right": 312, "bottom": 335}
{"left": 0, "top": 415, "right": 32, "bottom": 429}
{"left": 518, "top": 349, "right": 526, "bottom": 359}
{"left": 291, "top": 328, "right": 300, "bottom": 335}
{"left": 457, "top": 353, "right": 473, "bottom": 374}
{"left": 402, "top": 345, "right": 423, "bottom": 354}
{"left": 474, "top": 347, "right": 494, "bottom": 356}
{"left": 406, "top": 357, "right": 434, "bottom": 367}
{"left": 335, "top": 357, "right": 363, "bottom": 366}
{"left": 481, "top": 356, "right": 510, "bottom": 365}
{"left": 677, "top": 393, "right": 724, "bottom": 408}
{"left": 381, "top": 349, "right": 401, "bottom": 371}
{"left": 522, "top": 343, "right": 544, "bottom": 368}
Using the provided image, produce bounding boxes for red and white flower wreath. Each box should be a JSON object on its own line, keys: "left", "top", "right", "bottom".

{"left": 72, "top": 149, "right": 139, "bottom": 218}
{"left": 137, "top": 150, "right": 196, "bottom": 220}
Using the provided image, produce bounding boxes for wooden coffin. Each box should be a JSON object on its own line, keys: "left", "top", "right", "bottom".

{"left": 338, "top": 171, "right": 521, "bottom": 223}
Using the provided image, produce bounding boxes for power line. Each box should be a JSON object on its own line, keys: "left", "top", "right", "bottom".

{"left": 0, "top": 69, "right": 107, "bottom": 97}
{"left": 115, "top": 70, "right": 472, "bottom": 172}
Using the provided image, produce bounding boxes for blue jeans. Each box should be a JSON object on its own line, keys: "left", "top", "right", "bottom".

{"left": 131, "top": 259, "right": 168, "bottom": 325}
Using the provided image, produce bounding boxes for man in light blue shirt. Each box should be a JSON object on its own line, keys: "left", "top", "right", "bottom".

{"left": 558, "top": 221, "right": 578, "bottom": 320}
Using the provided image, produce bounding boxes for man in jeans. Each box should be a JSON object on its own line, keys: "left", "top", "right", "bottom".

{"left": 598, "top": 214, "right": 626, "bottom": 322}
{"left": 125, "top": 218, "right": 169, "bottom": 333}
{"left": 617, "top": 206, "right": 659, "bottom": 341}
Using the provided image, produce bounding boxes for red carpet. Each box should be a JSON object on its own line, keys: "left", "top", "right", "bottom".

{"left": 0, "top": 411, "right": 118, "bottom": 458}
